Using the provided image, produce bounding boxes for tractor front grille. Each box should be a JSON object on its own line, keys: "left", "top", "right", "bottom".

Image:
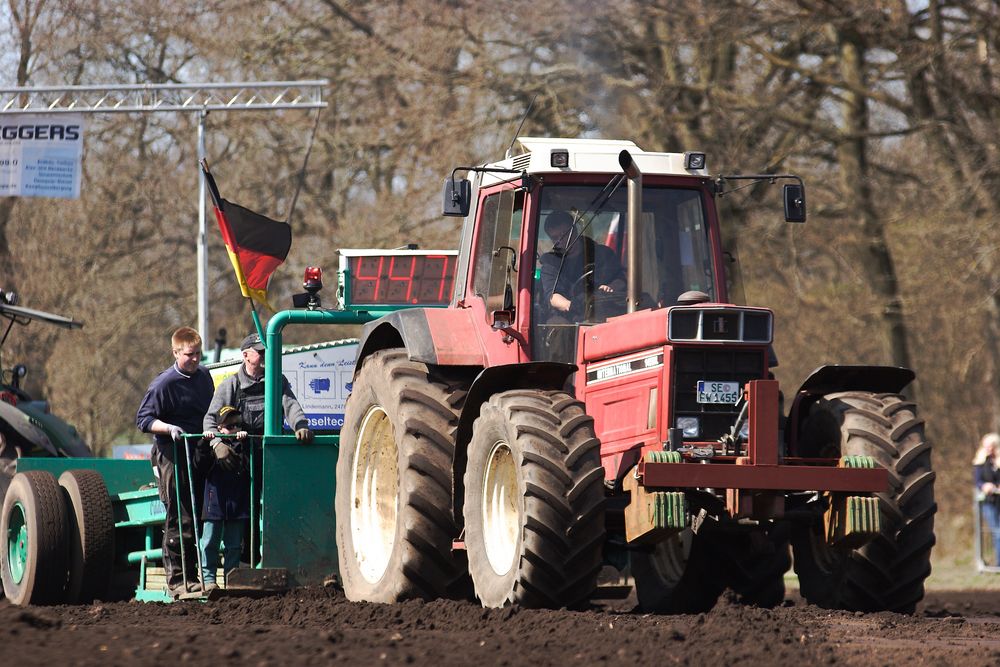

{"left": 671, "top": 347, "right": 767, "bottom": 442}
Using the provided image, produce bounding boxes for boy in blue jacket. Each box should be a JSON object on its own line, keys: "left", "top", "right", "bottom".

{"left": 200, "top": 405, "right": 251, "bottom": 589}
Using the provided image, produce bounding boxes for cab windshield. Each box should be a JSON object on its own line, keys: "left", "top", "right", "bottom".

{"left": 531, "top": 183, "right": 715, "bottom": 362}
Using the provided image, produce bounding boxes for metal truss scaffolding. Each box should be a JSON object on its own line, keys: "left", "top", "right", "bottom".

{"left": 0, "top": 80, "right": 328, "bottom": 344}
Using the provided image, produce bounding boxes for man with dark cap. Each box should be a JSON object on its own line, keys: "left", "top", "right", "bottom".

{"left": 203, "top": 332, "right": 312, "bottom": 440}
{"left": 203, "top": 332, "right": 313, "bottom": 564}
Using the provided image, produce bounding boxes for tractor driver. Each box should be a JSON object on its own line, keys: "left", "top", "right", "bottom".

{"left": 539, "top": 210, "right": 626, "bottom": 323}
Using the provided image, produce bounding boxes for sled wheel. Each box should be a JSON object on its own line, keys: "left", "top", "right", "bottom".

{"left": 631, "top": 529, "right": 723, "bottom": 613}
{"left": 1, "top": 470, "right": 69, "bottom": 605}
{"left": 59, "top": 470, "right": 115, "bottom": 603}
{"left": 716, "top": 524, "right": 791, "bottom": 608}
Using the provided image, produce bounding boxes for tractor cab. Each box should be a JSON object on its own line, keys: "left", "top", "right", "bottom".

{"left": 529, "top": 181, "right": 717, "bottom": 363}
{"left": 445, "top": 138, "right": 804, "bottom": 369}
{"left": 447, "top": 138, "right": 731, "bottom": 367}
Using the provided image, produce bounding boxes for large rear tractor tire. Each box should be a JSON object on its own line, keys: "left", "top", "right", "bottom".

{"left": 791, "top": 391, "right": 935, "bottom": 613}
{"left": 59, "top": 470, "right": 115, "bottom": 603}
{"left": 463, "top": 390, "right": 605, "bottom": 608}
{"left": 335, "top": 349, "right": 467, "bottom": 603}
{"left": 1, "top": 470, "right": 70, "bottom": 605}
{"left": 630, "top": 529, "right": 724, "bottom": 613}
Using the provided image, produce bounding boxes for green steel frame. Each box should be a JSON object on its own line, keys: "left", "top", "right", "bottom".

{"left": 258, "top": 308, "right": 380, "bottom": 585}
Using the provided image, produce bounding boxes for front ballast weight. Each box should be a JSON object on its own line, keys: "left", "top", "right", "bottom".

{"left": 623, "top": 451, "right": 687, "bottom": 545}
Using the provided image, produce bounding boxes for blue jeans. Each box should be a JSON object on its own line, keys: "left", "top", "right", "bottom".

{"left": 983, "top": 502, "right": 1000, "bottom": 566}
{"left": 200, "top": 520, "right": 244, "bottom": 583}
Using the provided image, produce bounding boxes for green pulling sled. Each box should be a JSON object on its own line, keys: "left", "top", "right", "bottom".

{"left": 1, "top": 307, "right": 379, "bottom": 604}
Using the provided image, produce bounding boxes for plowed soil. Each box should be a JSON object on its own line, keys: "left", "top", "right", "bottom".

{"left": 3, "top": 586, "right": 1000, "bottom": 666}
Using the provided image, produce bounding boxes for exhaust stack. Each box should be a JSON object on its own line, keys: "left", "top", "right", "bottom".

{"left": 618, "top": 150, "right": 642, "bottom": 313}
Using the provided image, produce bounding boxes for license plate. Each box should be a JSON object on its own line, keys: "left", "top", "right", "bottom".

{"left": 696, "top": 380, "right": 740, "bottom": 404}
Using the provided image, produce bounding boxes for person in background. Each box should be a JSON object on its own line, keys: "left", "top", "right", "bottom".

{"left": 136, "top": 326, "right": 214, "bottom": 596}
{"left": 199, "top": 405, "right": 250, "bottom": 591}
{"left": 974, "top": 432, "right": 1000, "bottom": 566}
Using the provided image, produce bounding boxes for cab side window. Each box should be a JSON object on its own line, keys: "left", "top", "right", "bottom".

{"left": 472, "top": 188, "right": 524, "bottom": 315}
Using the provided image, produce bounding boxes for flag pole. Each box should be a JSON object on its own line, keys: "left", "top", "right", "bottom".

{"left": 249, "top": 300, "right": 265, "bottom": 349}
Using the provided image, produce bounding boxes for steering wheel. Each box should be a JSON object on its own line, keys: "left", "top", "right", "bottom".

{"left": 567, "top": 265, "right": 596, "bottom": 297}
{"left": 588, "top": 289, "right": 627, "bottom": 320}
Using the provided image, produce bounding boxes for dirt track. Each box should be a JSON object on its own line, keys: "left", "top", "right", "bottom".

{"left": 3, "top": 586, "right": 1000, "bottom": 666}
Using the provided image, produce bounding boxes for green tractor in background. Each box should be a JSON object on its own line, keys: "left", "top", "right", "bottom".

{"left": 0, "top": 290, "right": 90, "bottom": 505}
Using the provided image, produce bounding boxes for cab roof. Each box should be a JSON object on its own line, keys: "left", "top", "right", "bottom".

{"left": 479, "top": 137, "right": 708, "bottom": 187}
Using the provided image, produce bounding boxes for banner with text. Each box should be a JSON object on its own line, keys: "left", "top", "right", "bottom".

{"left": 0, "top": 113, "right": 84, "bottom": 198}
{"left": 209, "top": 339, "right": 358, "bottom": 432}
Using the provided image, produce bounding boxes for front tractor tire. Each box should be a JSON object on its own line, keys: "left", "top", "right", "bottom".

{"left": 335, "top": 349, "right": 467, "bottom": 603}
{"left": 463, "top": 390, "right": 605, "bottom": 608}
{"left": 792, "top": 391, "right": 935, "bottom": 613}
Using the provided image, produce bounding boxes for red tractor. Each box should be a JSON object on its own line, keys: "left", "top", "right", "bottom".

{"left": 334, "top": 138, "right": 934, "bottom": 613}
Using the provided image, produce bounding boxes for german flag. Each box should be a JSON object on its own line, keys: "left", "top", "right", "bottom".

{"left": 200, "top": 161, "right": 291, "bottom": 312}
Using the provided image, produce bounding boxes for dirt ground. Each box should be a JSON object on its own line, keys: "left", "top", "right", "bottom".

{"left": 3, "top": 584, "right": 1000, "bottom": 666}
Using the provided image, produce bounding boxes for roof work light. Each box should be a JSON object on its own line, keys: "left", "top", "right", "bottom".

{"left": 684, "top": 152, "right": 706, "bottom": 170}
{"left": 550, "top": 148, "right": 569, "bottom": 168}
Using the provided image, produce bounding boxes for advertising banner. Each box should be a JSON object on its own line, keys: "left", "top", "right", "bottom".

{"left": 0, "top": 113, "right": 84, "bottom": 198}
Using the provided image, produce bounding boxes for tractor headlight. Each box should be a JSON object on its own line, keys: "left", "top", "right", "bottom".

{"left": 677, "top": 416, "right": 700, "bottom": 438}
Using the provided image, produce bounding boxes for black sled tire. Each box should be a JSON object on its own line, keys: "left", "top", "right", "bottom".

{"left": 463, "top": 390, "right": 605, "bottom": 608}
{"left": 59, "top": 470, "right": 115, "bottom": 604}
{"left": 716, "top": 524, "right": 791, "bottom": 608}
{"left": 335, "top": 349, "right": 467, "bottom": 602}
{"left": 791, "top": 391, "right": 935, "bottom": 613}
{"left": 1, "top": 471, "right": 70, "bottom": 605}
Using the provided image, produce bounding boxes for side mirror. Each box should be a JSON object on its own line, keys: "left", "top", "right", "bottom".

{"left": 783, "top": 183, "right": 806, "bottom": 223}
{"left": 443, "top": 178, "right": 471, "bottom": 217}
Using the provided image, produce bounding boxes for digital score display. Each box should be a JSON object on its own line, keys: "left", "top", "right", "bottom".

{"left": 345, "top": 252, "right": 458, "bottom": 307}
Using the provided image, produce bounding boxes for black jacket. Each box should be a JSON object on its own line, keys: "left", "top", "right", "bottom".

{"left": 539, "top": 236, "right": 626, "bottom": 320}
{"left": 976, "top": 460, "right": 1000, "bottom": 507}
